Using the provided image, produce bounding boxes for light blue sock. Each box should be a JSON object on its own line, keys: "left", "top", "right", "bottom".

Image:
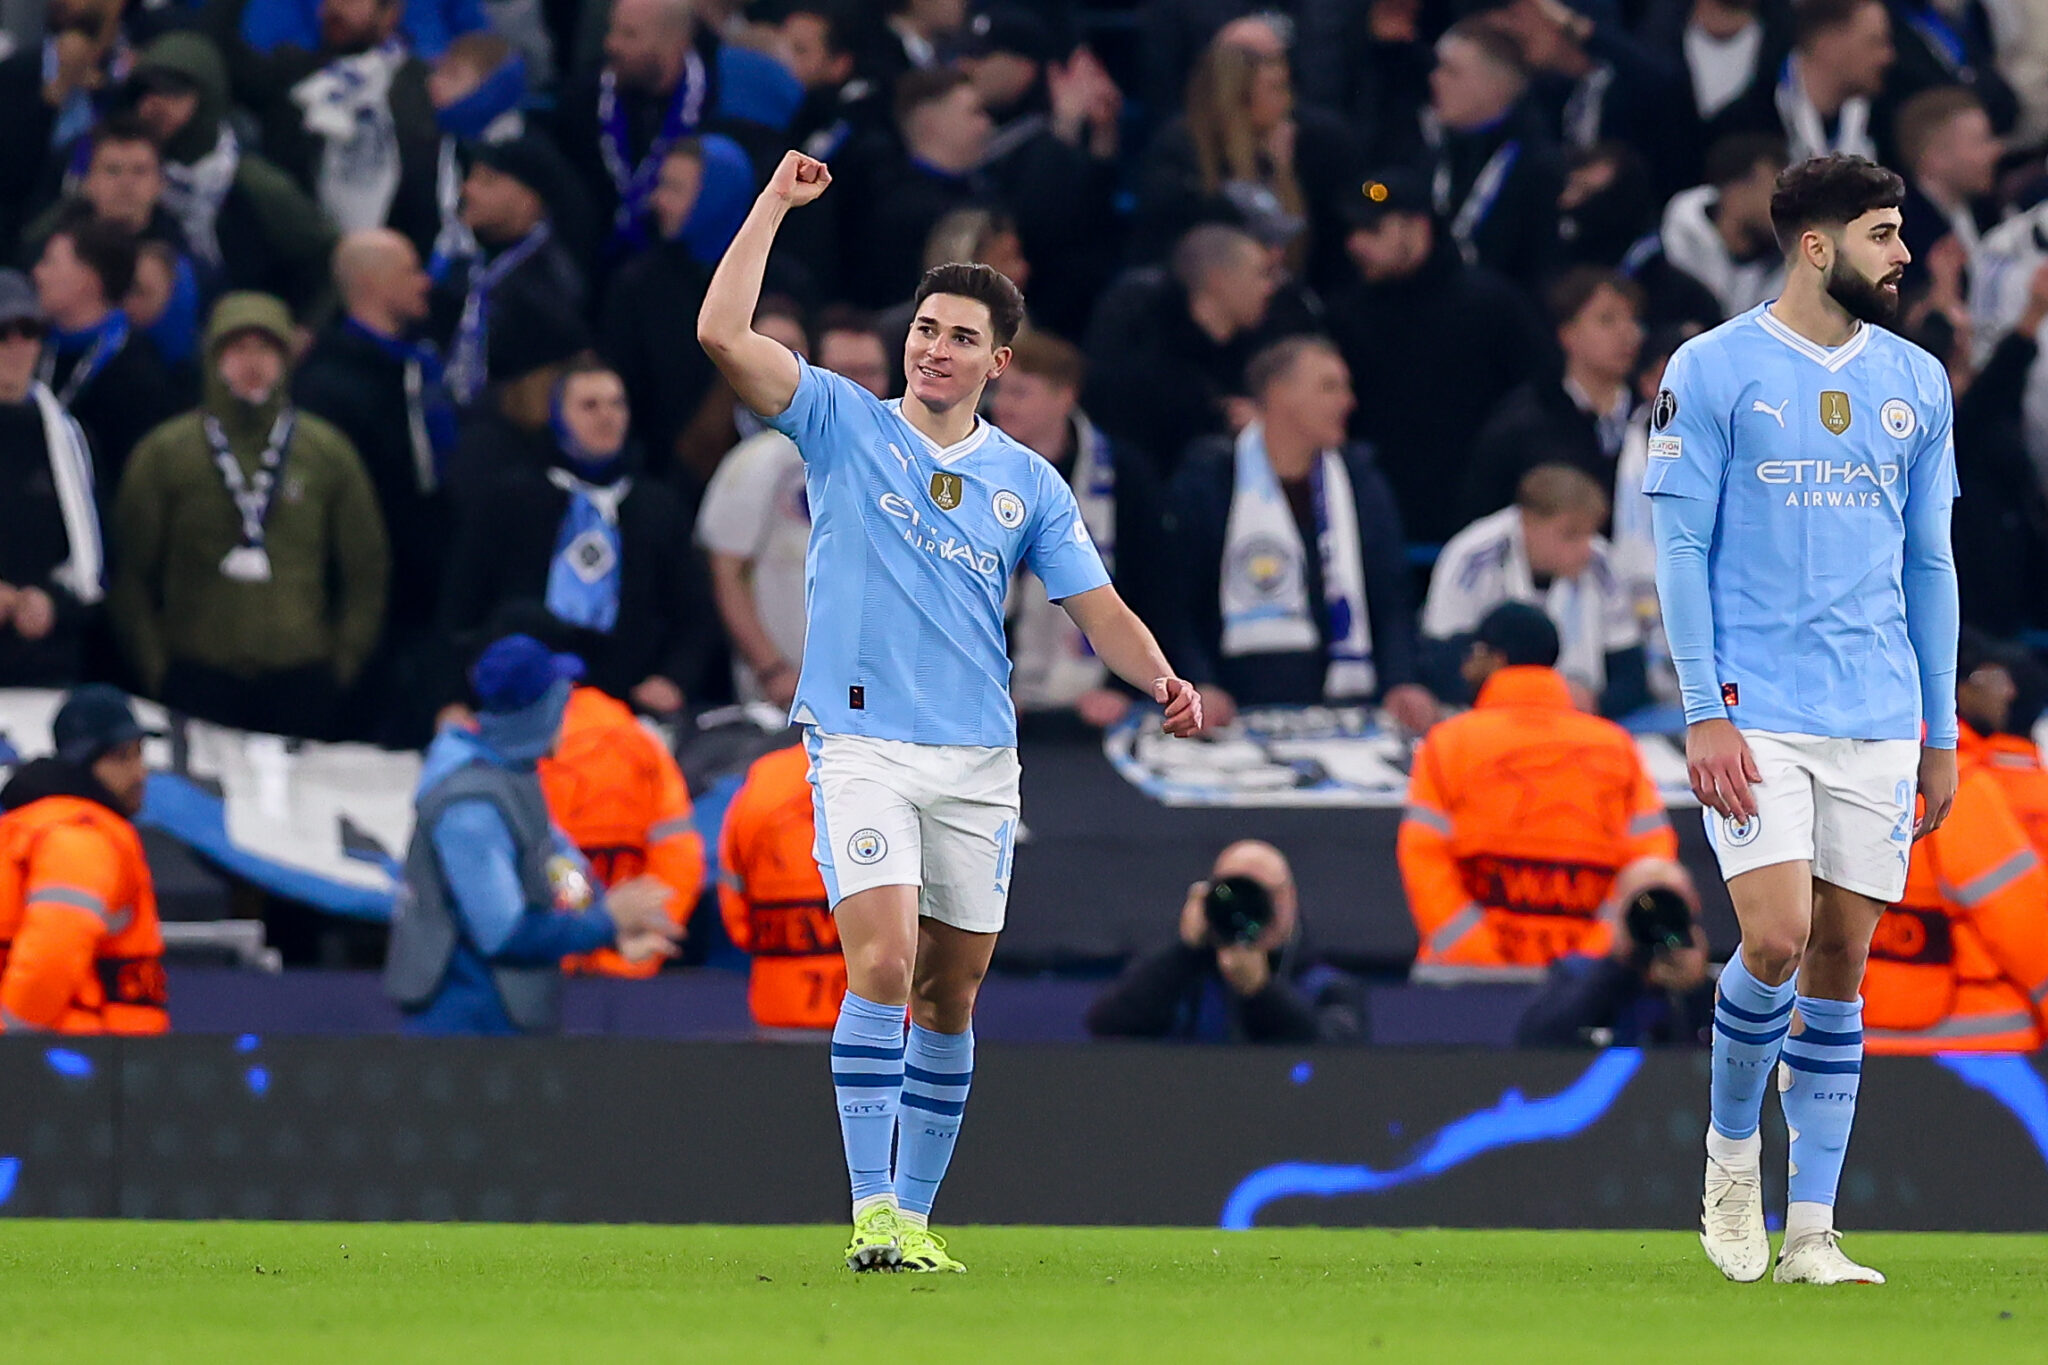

{"left": 895, "top": 1023, "right": 974, "bottom": 1223}
{"left": 1710, "top": 952, "right": 1795, "bottom": 1141}
{"left": 831, "top": 991, "right": 904, "bottom": 1213}
{"left": 1780, "top": 995, "right": 1863, "bottom": 1208}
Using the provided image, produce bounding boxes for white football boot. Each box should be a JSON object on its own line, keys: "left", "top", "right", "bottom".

{"left": 1700, "top": 1129, "right": 1770, "bottom": 1283}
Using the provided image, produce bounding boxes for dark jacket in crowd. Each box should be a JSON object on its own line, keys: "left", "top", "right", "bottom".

{"left": 1295, "top": 0, "right": 1435, "bottom": 168}
{"left": 429, "top": 225, "right": 590, "bottom": 403}
{"left": 598, "top": 238, "right": 719, "bottom": 480}
{"left": 293, "top": 319, "right": 451, "bottom": 634}
{"left": 440, "top": 448, "right": 717, "bottom": 704}
{"left": 1167, "top": 435, "right": 1420, "bottom": 708}
{"left": 1951, "top": 330, "right": 2048, "bottom": 635}
{"left": 1082, "top": 266, "right": 1298, "bottom": 479}
{"left": 43, "top": 318, "right": 183, "bottom": 506}
{"left": 1423, "top": 102, "right": 1565, "bottom": 287}
{"left": 130, "top": 33, "right": 338, "bottom": 318}
{"left": 1876, "top": 0, "right": 2019, "bottom": 152}
{"left": 843, "top": 154, "right": 989, "bottom": 310}
{"left": 0, "top": 392, "right": 98, "bottom": 686}
{"left": 1515, "top": 953, "right": 1715, "bottom": 1048}
{"left": 1130, "top": 107, "right": 1366, "bottom": 297}
{"left": 1462, "top": 380, "right": 1624, "bottom": 527}
{"left": 978, "top": 97, "right": 1121, "bottom": 340}
{"left": 1638, "top": 0, "right": 1795, "bottom": 197}
{"left": 1328, "top": 239, "right": 1548, "bottom": 544}
{"left": 1086, "top": 941, "right": 1362, "bottom": 1044}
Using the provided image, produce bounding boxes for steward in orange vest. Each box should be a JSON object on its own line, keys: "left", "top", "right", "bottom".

{"left": 537, "top": 686, "right": 705, "bottom": 978}
{"left": 1953, "top": 634, "right": 2048, "bottom": 864}
{"left": 718, "top": 743, "right": 843, "bottom": 1029}
{"left": 1400, "top": 605, "right": 1675, "bottom": 976}
{"left": 1866, "top": 738, "right": 2048, "bottom": 1054}
{"left": 0, "top": 686, "right": 167, "bottom": 1034}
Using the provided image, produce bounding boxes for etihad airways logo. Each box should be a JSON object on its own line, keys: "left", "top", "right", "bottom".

{"left": 878, "top": 493, "right": 1001, "bottom": 576}
{"left": 1756, "top": 458, "right": 1901, "bottom": 508}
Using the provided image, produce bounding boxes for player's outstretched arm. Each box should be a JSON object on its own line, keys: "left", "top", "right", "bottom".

{"left": 1061, "top": 585, "right": 1204, "bottom": 736}
{"left": 696, "top": 151, "right": 829, "bottom": 419}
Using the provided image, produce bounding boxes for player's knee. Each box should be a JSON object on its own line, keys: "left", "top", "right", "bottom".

{"left": 845, "top": 941, "right": 915, "bottom": 1003}
{"left": 1741, "top": 930, "right": 1806, "bottom": 985}
{"left": 910, "top": 968, "right": 984, "bottom": 1032}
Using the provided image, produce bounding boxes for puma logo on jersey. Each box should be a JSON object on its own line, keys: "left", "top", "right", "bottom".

{"left": 1753, "top": 398, "right": 1789, "bottom": 428}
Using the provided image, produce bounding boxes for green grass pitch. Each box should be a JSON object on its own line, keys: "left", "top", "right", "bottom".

{"left": 3, "top": 1223, "right": 2044, "bottom": 1363}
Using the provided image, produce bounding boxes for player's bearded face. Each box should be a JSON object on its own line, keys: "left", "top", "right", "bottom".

{"left": 1823, "top": 245, "right": 1902, "bottom": 325}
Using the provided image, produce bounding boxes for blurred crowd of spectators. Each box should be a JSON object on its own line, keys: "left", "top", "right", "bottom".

{"left": 6, "top": 0, "right": 2048, "bottom": 746}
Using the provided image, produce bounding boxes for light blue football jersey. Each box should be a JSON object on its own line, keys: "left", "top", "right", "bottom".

{"left": 1644, "top": 302, "right": 1958, "bottom": 742}
{"left": 766, "top": 356, "right": 1111, "bottom": 747}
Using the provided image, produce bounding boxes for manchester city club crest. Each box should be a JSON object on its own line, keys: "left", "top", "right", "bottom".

{"left": 1723, "top": 812, "right": 1761, "bottom": 847}
{"left": 848, "top": 828, "right": 888, "bottom": 864}
{"left": 992, "top": 489, "right": 1026, "bottom": 528}
{"left": 1820, "top": 390, "right": 1852, "bottom": 436}
{"left": 1881, "top": 398, "right": 1917, "bottom": 439}
{"left": 930, "top": 471, "right": 963, "bottom": 511}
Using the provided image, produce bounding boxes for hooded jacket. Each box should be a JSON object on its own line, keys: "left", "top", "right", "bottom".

{"left": 110, "top": 292, "right": 390, "bottom": 690}
{"left": 130, "top": 33, "right": 336, "bottom": 317}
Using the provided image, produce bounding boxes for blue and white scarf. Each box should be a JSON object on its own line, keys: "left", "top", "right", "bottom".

{"left": 598, "top": 56, "right": 707, "bottom": 252}
{"left": 443, "top": 221, "right": 551, "bottom": 405}
{"left": 1218, "top": 423, "right": 1375, "bottom": 698}
{"left": 40, "top": 310, "right": 130, "bottom": 408}
{"left": 290, "top": 37, "right": 408, "bottom": 232}
{"left": 30, "top": 381, "right": 102, "bottom": 605}
{"left": 543, "top": 403, "right": 629, "bottom": 633}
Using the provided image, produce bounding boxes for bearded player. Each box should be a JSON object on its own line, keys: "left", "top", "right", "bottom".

{"left": 698, "top": 152, "right": 1204, "bottom": 1273}
{"left": 1646, "top": 153, "right": 1958, "bottom": 1286}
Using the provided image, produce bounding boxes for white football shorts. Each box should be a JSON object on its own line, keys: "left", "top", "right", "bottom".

{"left": 1702, "top": 731, "right": 1919, "bottom": 902}
{"left": 805, "top": 729, "right": 1021, "bottom": 934}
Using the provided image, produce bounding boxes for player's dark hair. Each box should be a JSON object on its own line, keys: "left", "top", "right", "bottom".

{"left": 913, "top": 262, "right": 1025, "bottom": 348}
{"left": 1544, "top": 266, "right": 1643, "bottom": 330}
{"left": 48, "top": 210, "right": 139, "bottom": 303}
{"left": 1244, "top": 334, "right": 1341, "bottom": 399}
{"left": 1703, "top": 133, "right": 1788, "bottom": 190}
{"left": 1769, "top": 153, "right": 1905, "bottom": 254}
{"left": 893, "top": 66, "right": 972, "bottom": 129}
{"left": 1794, "top": 0, "right": 1881, "bottom": 49}
{"left": 1893, "top": 86, "right": 1984, "bottom": 172}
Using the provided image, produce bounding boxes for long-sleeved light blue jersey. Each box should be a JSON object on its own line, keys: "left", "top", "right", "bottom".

{"left": 1645, "top": 302, "right": 1959, "bottom": 746}
{"left": 767, "top": 356, "right": 1111, "bottom": 748}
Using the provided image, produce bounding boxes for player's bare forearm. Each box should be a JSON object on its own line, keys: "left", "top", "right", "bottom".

{"left": 696, "top": 152, "right": 828, "bottom": 418}
{"left": 1062, "top": 585, "right": 1203, "bottom": 735}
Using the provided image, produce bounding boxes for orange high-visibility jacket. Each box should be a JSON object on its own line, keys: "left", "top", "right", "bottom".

{"left": 0, "top": 792, "right": 168, "bottom": 1034}
{"left": 1400, "top": 666, "right": 1676, "bottom": 971}
{"left": 1968, "top": 724, "right": 2048, "bottom": 867}
{"left": 538, "top": 687, "right": 705, "bottom": 978}
{"left": 718, "top": 744, "right": 843, "bottom": 1030}
{"left": 1866, "top": 753, "right": 2048, "bottom": 1055}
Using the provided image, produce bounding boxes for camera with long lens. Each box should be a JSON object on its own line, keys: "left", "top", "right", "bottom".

{"left": 1203, "top": 875, "right": 1274, "bottom": 947}
{"left": 1624, "top": 886, "right": 1693, "bottom": 970}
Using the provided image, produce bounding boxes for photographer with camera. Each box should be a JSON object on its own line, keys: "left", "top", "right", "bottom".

{"left": 1086, "top": 840, "right": 1361, "bottom": 1044}
{"left": 1513, "top": 859, "right": 1715, "bottom": 1048}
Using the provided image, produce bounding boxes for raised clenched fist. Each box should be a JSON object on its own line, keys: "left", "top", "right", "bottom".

{"left": 768, "top": 150, "right": 832, "bottom": 207}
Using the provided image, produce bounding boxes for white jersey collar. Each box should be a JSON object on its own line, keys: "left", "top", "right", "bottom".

{"left": 889, "top": 399, "right": 991, "bottom": 465}
{"left": 1754, "top": 305, "right": 1870, "bottom": 372}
